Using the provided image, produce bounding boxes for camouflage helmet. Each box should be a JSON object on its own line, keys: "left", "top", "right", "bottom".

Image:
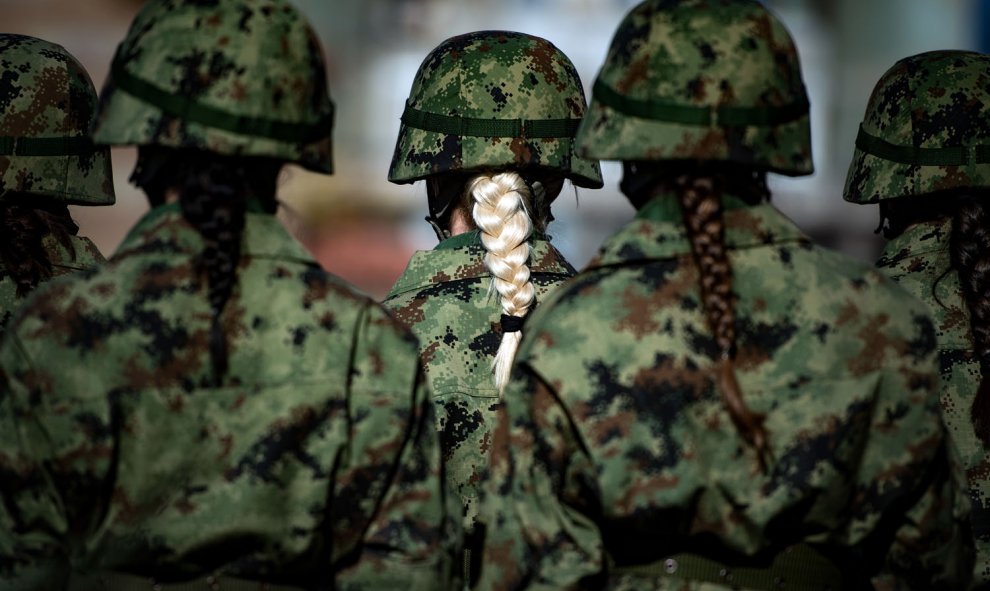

{"left": 92, "top": 0, "right": 334, "bottom": 174}
{"left": 0, "top": 34, "right": 114, "bottom": 205}
{"left": 576, "top": 0, "right": 813, "bottom": 176}
{"left": 844, "top": 50, "right": 990, "bottom": 203}
{"left": 388, "top": 31, "right": 603, "bottom": 189}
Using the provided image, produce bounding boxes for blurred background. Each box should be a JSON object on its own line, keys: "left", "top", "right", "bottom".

{"left": 3, "top": 0, "right": 986, "bottom": 299}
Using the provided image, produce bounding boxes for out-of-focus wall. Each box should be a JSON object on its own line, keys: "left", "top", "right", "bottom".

{"left": 1, "top": 0, "right": 980, "bottom": 298}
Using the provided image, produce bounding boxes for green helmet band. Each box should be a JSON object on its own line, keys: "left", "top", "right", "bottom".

{"left": 592, "top": 79, "right": 809, "bottom": 128}
{"left": 109, "top": 53, "right": 334, "bottom": 144}
{"left": 0, "top": 136, "right": 97, "bottom": 158}
{"left": 855, "top": 125, "right": 990, "bottom": 167}
{"left": 401, "top": 105, "right": 581, "bottom": 139}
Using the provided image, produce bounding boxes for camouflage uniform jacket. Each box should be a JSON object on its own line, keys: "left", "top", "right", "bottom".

{"left": 477, "top": 193, "right": 972, "bottom": 591}
{"left": 383, "top": 231, "right": 575, "bottom": 530}
{"left": 0, "top": 204, "right": 460, "bottom": 591}
{"left": 0, "top": 234, "right": 104, "bottom": 330}
{"left": 877, "top": 218, "right": 990, "bottom": 587}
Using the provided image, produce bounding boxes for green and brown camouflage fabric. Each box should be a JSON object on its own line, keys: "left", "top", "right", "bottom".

{"left": 576, "top": 0, "right": 813, "bottom": 176}
{"left": 877, "top": 219, "right": 990, "bottom": 587}
{"left": 92, "top": 0, "right": 334, "bottom": 174}
{"left": 0, "top": 34, "right": 114, "bottom": 205}
{"left": 844, "top": 51, "right": 990, "bottom": 203}
{"left": 477, "top": 194, "right": 972, "bottom": 590}
{"left": 389, "top": 31, "right": 602, "bottom": 189}
{"left": 0, "top": 205, "right": 460, "bottom": 590}
{"left": 383, "top": 232, "right": 574, "bottom": 532}
{"left": 0, "top": 233, "right": 104, "bottom": 330}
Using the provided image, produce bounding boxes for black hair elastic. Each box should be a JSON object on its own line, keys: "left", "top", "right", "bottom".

{"left": 500, "top": 314, "right": 524, "bottom": 333}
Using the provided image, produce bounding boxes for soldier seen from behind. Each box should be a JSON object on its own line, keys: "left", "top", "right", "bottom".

{"left": 0, "top": 1, "right": 460, "bottom": 589}
{"left": 382, "top": 31, "right": 602, "bottom": 585}
{"left": 477, "top": 1, "right": 972, "bottom": 589}
{"left": 844, "top": 50, "right": 990, "bottom": 589}
{"left": 0, "top": 34, "right": 114, "bottom": 330}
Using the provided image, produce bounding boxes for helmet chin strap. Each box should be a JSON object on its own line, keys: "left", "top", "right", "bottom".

{"left": 425, "top": 174, "right": 462, "bottom": 242}
{"left": 425, "top": 215, "right": 451, "bottom": 242}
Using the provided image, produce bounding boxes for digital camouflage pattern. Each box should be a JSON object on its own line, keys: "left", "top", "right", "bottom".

{"left": 877, "top": 219, "right": 990, "bottom": 587}
{"left": 0, "top": 233, "right": 104, "bottom": 330}
{"left": 844, "top": 51, "right": 990, "bottom": 203}
{"left": 389, "top": 31, "right": 603, "bottom": 189}
{"left": 477, "top": 194, "right": 972, "bottom": 590}
{"left": 0, "top": 34, "right": 114, "bottom": 205}
{"left": 0, "top": 205, "right": 460, "bottom": 590}
{"left": 575, "top": 0, "right": 813, "bottom": 176}
{"left": 91, "top": 0, "right": 335, "bottom": 173}
{"left": 383, "top": 231, "right": 575, "bottom": 534}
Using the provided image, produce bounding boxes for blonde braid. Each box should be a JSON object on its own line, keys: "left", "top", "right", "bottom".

{"left": 468, "top": 171, "right": 536, "bottom": 393}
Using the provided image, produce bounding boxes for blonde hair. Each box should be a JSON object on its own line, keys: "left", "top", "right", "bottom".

{"left": 467, "top": 171, "right": 536, "bottom": 393}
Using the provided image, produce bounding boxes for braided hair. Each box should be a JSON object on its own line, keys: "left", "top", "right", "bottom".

{"left": 0, "top": 196, "right": 79, "bottom": 297}
{"left": 468, "top": 171, "right": 537, "bottom": 393}
{"left": 132, "top": 147, "right": 281, "bottom": 385}
{"left": 881, "top": 192, "right": 990, "bottom": 445}
{"left": 623, "top": 162, "right": 771, "bottom": 471}
{"left": 952, "top": 199, "right": 990, "bottom": 444}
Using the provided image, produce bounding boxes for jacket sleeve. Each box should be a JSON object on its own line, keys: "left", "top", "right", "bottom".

{"left": 860, "top": 315, "right": 974, "bottom": 589}
{"left": 0, "top": 333, "right": 71, "bottom": 591}
{"left": 476, "top": 361, "right": 604, "bottom": 591}
{"left": 332, "top": 303, "right": 462, "bottom": 591}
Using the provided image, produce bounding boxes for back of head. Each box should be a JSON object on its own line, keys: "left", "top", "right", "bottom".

{"left": 844, "top": 50, "right": 990, "bottom": 204}
{"left": 575, "top": 0, "right": 814, "bottom": 470}
{"left": 0, "top": 34, "right": 114, "bottom": 205}
{"left": 392, "top": 31, "right": 602, "bottom": 392}
{"left": 92, "top": 0, "right": 336, "bottom": 386}
{"left": 845, "top": 50, "right": 990, "bottom": 445}
{"left": 576, "top": 0, "right": 812, "bottom": 177}
{"left": 92, "top": 0, "right": 335, "bottom": 174}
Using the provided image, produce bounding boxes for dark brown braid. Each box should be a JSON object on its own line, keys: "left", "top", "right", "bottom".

{"left": 0, "top": 196, "right": 79, "bottom": 297}
{"left": 132, "top": 147, "right": 280, "bottom": 386}
{"left": 676, "top": 174, "right": 771, "bottom": 472}
{"left": 950, "top": 198, "right": 990, "bottom": 445}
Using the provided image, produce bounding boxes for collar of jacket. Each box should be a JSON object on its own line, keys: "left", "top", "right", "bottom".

{"left": 386, "top": 232, "right": 573, "bottom": 298}
{"left": 113, "top": 202, "right": 317, "bottom": 266}
{"left": 588, "top": 190, "right": 810, "bottom": 269}
{"left": 877, "top": 217, "right": 951, "bottom": 267}
{"left": 875, "top": 218, "right": 973, "bottom": 350}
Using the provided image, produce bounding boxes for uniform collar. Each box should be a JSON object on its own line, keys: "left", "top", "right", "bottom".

{"left": 114, "top": 202, "right": 317, "bottom": 265}
{"left": 876, "top": 218, "right": 951, "bottom": 268}
{"left": 386, "top": 233, "right": 573, "bottom": 298}
{"left": 589, "top": 190, "right": 809, "bottom": 268}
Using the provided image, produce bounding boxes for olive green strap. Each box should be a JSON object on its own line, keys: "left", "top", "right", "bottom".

{"left": 0, "top": 135, "right": 96, "bottom": 156}
{"left": 856, "top": 124, "right": 990, "bottom": 166}
{"left": 610, "top": 544, "right": 844, "bottom": 591}
{"left": 400, "top": 105, "right": 581, "bottom": 138}
{"left": 110, "top": 56, "right": 334, "bottom": 144}
{"left": 70, "top": 571, "right": 306, "bottom": 591}
{"left": 592, "top": 79, "right": 808, "bottom": 127}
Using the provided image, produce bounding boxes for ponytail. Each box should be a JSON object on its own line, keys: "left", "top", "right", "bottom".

{"left": 178, "top": 163, "right": 248, "bottom": 386}
{"left": 0, "top": 198, "right": 78, "bottom": 297}
{"left": 467, "top": 172, "right": 536, "bottom": 393}
{"left": 132, "top": 147, "right": 280, "bottom": 386}
{"left": 676, "top": 174, "right": 771, "bottom": 472}
{"left": 950, "top": 198, "right": 990, "bottom": 445}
